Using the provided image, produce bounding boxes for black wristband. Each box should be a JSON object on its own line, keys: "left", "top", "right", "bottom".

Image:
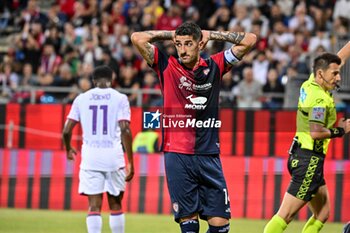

{"left": 329, "top": 127, "right": 345, "bottom": 138}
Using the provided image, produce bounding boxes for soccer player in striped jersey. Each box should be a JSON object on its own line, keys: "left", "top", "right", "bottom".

{"left": 62, "top": 65, "right": 134, "bottom": 233}
{"left": 131, "top": 22, "right": 256, "bottom": 233}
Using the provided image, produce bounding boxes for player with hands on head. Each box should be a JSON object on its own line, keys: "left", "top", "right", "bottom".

{"left": 263, "top": 41, "right": 350, "bottom": 233}
{"left": 62, "top": 65, "right": 134, "bottom": 233}
{"left": 131, "top": 22, "right": 256, "bottom": 233}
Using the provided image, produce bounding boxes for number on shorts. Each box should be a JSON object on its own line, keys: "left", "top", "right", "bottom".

{"left": 223, "top": 188, "right": 230, "bottom": 205}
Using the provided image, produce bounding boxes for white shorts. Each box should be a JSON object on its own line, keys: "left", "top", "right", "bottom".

{"left": 79, "top": 168, "right": 126, "bottom": 196}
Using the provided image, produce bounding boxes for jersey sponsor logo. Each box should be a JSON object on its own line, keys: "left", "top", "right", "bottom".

{"left": 143, "top": 110, "right": 161, "bottom": 129}
{"left": 178, "top": 76, "right": 212, "bottom": 91}
{"left": 185, "top": 94, "right": 207, "bottom": 110}
{"left": 178, "top": 76, "right": 193, "bottom": 90}
{"left": 89, "top": 93, "right": 111, "bottom": 100}
{"left": 311, "top": 107, "right": 325, "bottom": 121}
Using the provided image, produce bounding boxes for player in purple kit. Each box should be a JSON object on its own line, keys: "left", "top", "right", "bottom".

{"left": 62, "top": 65, "right": 134, "bottom": 233}
{"left": 131, "top": 22, "right": 256, "bottom": 233}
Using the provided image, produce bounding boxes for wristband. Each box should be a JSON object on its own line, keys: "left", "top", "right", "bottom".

{"left": 329, "top": 127, "right": 345, "bottom": 138}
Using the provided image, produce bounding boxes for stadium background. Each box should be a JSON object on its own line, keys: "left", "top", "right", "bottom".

{"left": 1, "top": 0, "right": 350, "bottom": 227}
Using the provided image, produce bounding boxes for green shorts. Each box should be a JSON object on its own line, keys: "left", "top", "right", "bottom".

{"left": 287, "top": 147, "right": 325, "bottom": 201}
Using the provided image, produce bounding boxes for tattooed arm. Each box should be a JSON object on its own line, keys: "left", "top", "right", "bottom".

{"left": 131, "top": 30, "right": 175, "bottom": 65}
{"left": 201, "top": 30, "right": 256, "bottom": 60}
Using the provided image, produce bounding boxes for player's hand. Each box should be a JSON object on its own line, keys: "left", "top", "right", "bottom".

{"left": 200, "top": 30, "right": 210, "bottom": 50}
{"left": 338, "top": 118, "right": 350, "bottom": 134}
{"left": 125, "top": 163, "right": 134, "bottom": 182}
{"left": 66, "top": 148, "right": 77, "bottom": 161}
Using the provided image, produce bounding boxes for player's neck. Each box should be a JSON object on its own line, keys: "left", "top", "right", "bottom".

{"left": 95, "top": 83, "right": 110, "bottom": 88}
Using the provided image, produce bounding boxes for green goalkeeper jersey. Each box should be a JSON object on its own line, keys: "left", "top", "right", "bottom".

{"left": 295, "top": 73, "right": 337, "bottom": 155}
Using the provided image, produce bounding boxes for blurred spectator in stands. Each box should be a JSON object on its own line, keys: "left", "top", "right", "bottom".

{"left": 11, "top": 63, "right": 39, "bottom": 103}
{"left": 208, "top": 5, "right": 231, "bottom": 30}
{"left": 44, "top": 25, "right": 62, "bottom": 55}
{"left": 268, "top": 3, "right": 289, "bottom": 30}
{"left": 58, "top": 0, "right": 75, "bottom": 19}
{"left": 288, "top": 3, "right": 315, "bottom": 35}
{"left": 143, "top": 0, "right": 164, "bottom": 25}
{"left": 220, "top": 72, "right": 235, "bottom": 108}
{"left": 101, "top": 48, "right": 119, "bottom": 80}
{"left": 234, "top": 66, "right": 263, "bottom": 109}
{"left": 60, "top": 22, "right": 83, "bottom": 54}
{"left": 262, "top": 67, "right": 285, "bottom": 109}
{"left": 293, "top": 30, "right": 309, "bottom": 52}
{"left": 125, "top": 2, "right": 142, "bottom": 33}
{"left": 79, "top": 62, "right": 94, "bottom": 81}
{"left": 235, "top": 0, "right": 257, "bottom": 8}
{"left": 276, "top": 0, "right": 294, "bottom": 18}
{"left": 79, "top": 35, "right": 103, "bottom": 67}
{"left": 71, "top": 1, "right": 91, "bottom": 28}
{"left": 51, "top": 63, "right": 77, "bottom": 103}
{"left": 119, "top": 46, "right": 142, "bottom": 73}
{"left": 252, "top": 51, "right": 270, "bottom": 85}
{"left": 184, "top": 6, "right": 200, "bottom": 25}
{"left": 142, "top": 70, "right": 162, "bottom": 107}
{"left": 63, "top": 46, "right": 81, "bottom": 77}
{"left": 118, "top": 63, "right": 140, "bottom": 105}
{"left": 111, "top": 1, "right": 126, "bottom": 26}
{"left": 309, "top": 0, "right": 333, "bottom": 30}
{"left": 38, "top": 40, "right": 62, "bottom": 76}
{"left": 155, "top": 4, "right": 182, "bottom": 30}
{"left": 140, "top": 13, "right": 154, "bottom": 31}
{"left": 78, "top": 77, "right": 92, "bottom": 93}
{"left": 269, "top": 20, "right": 294, "bottom": 63}
{"left": 0, "top": 2, "right": 11, "bottom": 30}
{"left": 333, "top": 0, "right": 350, "bottom": 21}
{"left": 286, "top": 44, "right": 309, "bottom": 75}
{"left": 0, "top": 62, "right": 19, "bottom": 100}
{"left": 250, "top": 7, "right": 269, "bottom": 38}
{"left": 14, "top": 19, "right": 43, "bottom": 71}
{"left": 16, "top": 0, "right": 48, "bottom": 28}
{"left": 333, "top": 17, "right": 350, "bottom": 40}
{"left": 46, "top": 2, "right": 68, "bottom": 30}
{"left": 251, "top": 20, "right": 268, "bottom": 51}
{"left": 309, "top": 26, "right": 331, "bottom": 53}
{"left": 228, "top": 4, "right": 251, "bottom": 33}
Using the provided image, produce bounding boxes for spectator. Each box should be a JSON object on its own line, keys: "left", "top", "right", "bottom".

{"left": 252, "top": 51, "right": 270, "bottom": 85}
{"left": 38, "top": 40, "right": 62, "bottom": 76}
{"left": 308, "top": 27, "right": 331, "bottom": 53}
{"left": 235, "top": 67, "right": 263, "bottom": 109}
{"left": 208, "top": 5, "right": 231, "bottom": 30}
{"left": 288, "top": 3, "right": 315, "bottom": 34}
{"left": 269, "top": 20, "right": 295, "bottom": 63}
{"left": 142, "top": 70, "right": 162, "bottom": 107}
{"left": 262, "top": 67, "right": 285, "bottom": 109}
{"left": 155, "top": 4, "right": 183, "bottom": 30}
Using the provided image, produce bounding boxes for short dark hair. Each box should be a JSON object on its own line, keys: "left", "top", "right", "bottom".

{"left": 92, "top": 65, "right": 113, "bottom": 80}
{"left": 313, "top": 53, "right": 341, "bottom": 74}
{"left": 175, "top": 22, "right": 202, "bottom": 41}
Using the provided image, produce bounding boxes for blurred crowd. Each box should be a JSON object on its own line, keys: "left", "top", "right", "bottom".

{"left": 0, "top": 0, "right": 349, "bottom": 108}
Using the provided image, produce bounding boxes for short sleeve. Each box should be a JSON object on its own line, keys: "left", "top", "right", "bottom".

{"left": 67, "top": 96, "right": 80, "bottom": 122}
{"left": 117, "top": 95, "right": 131, "bottom": 122}
{"left": 308, "top": 98, "right": 327, "bottom": 125}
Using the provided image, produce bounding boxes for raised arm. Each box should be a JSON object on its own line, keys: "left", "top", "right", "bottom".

{"left": 337, "top": 41, "right": 350, "bottom": 68}
{"left": 202, "top": 30, "right": 257, "bottom": 60}
{"left": 131, "top": 30, "right": 175, "bottom": 65}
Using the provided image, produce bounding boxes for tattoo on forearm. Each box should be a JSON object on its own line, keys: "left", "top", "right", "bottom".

{"left": 145, "top": 31, "right": 173, "bottom": 43}
{"left": 210, "top": 31, "right": 245, "bottom": 44}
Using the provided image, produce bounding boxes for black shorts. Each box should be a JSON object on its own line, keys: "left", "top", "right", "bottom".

{"left": 164, "top": 152, "right": 231, "bottom": 222}
{"left": 287, "top": 147, "right": 325, "bottom": 201}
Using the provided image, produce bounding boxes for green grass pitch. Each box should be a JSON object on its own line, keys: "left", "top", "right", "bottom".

{"left": 0, "top": 208, "right": 344, "bottom": 233}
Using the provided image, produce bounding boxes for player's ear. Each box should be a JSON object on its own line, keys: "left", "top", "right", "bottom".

{"left": 199, "top": 40, "right": 205, "bottom": 50}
